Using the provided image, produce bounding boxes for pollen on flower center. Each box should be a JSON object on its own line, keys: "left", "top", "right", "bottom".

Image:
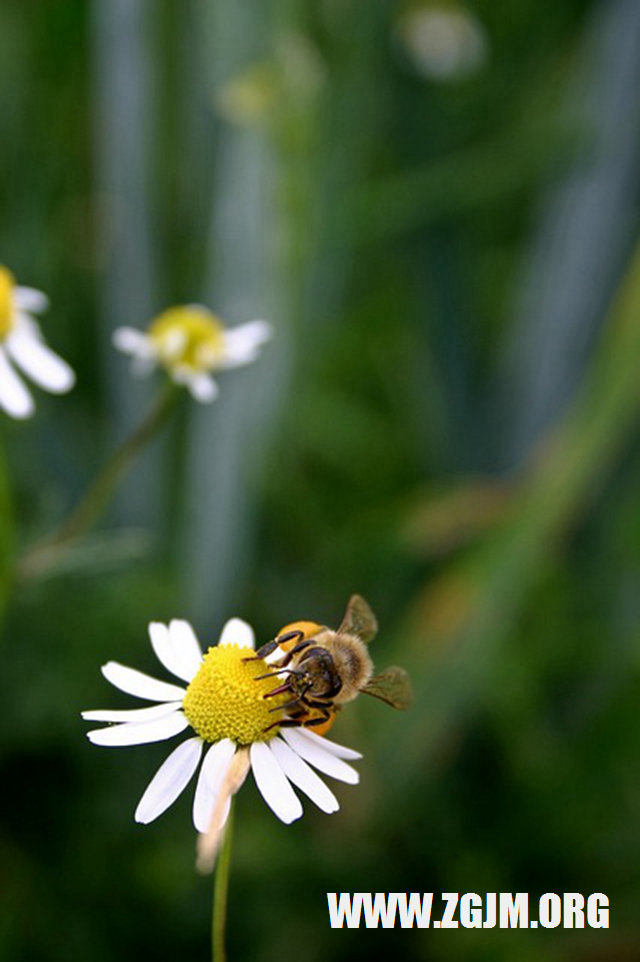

{"left": 148, "top": 306, "right": 226, "bottom": 372}
{"left": 182, "top": 644, "right": 289, "bottom": 745}
{"left": 0, "top": 266, "right": 16, "bottom": 340}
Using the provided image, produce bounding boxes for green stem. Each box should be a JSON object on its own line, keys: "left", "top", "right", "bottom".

{"left": 17, "top": 384, "right": 179, "bottom": 580}
{"left": 212, "top": 804, "right": 234, "bottom": 962}
{"left": 0, "top": 440, "right": 12, "bottom": 623}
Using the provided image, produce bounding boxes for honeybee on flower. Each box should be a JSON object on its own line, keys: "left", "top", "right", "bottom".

{"left": 83, "top": 617, "right": 361, "bottom": 833}
{"left": 254, "top": 595, "right": 412, "bottom": 733}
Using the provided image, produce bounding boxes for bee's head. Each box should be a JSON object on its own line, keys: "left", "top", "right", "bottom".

{"left": 295, "top": 646, "right": 342, "bottom": 699}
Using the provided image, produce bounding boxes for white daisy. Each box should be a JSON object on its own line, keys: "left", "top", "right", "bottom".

{"left": 0, "top": 265, "right": 75, "bottom": 419}
{"left": 396, "top": 4, "right": 488, "bottom": 82}
{"left": 82, "top": 617, "right": 361, "bottom": 832}
{"left": 113, "top": 305, "right": 271, "bottom": 403}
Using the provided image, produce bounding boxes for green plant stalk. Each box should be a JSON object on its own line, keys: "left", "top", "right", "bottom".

{"left": 212, "top": 804, "right": 234, "bottom": 962}
{"left": 393, "top": 239, "right": 640, "bottom": 779}
{"left": 0, "top": 440, "right": 12, "bottom": 622}
{"left": 18, "top": 384, "right": 179, "bottom": 580}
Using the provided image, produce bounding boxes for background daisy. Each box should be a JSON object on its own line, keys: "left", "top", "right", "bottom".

{"left": 0, "top": 265, "right": 75, "bottom": 418}
{"left": 113, "top": 307, "right": 271, "bottom": 402}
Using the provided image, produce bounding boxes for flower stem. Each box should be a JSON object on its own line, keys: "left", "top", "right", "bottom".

{"left": 212, "top": 804, "right": 234, "bottom": 962}
{"left": 17, "top": 384, "right": 179, "bottom": 580}
{"left": 0, "top": 441, "right": 12, "bottom": 622}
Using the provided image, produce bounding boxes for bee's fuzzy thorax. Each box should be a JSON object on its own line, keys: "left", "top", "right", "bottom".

{"left": 329, "top": 633, "right": 374, "bottom": 702}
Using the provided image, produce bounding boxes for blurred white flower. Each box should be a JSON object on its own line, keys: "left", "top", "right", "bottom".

{"left": 113, "top": 306, "right": 271, "bottom": 403}
{"left": 397, "top": 3, "right": 488, "bottom": 82}
{"left": 83, "top": 618, "right": 361, "bottom": 833}
{"left": 216, "top": 31, "right": 325, "bottom": 129}
{"left": 0, "top": 265, "right": 75, "bottom": 419}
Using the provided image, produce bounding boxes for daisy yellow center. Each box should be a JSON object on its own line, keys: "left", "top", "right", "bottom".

{"left": 182, "top": 644, "right": 288, "bottom": 745}
{"left": 0, "top": 266, "right": 16, "bottom": 340}
{"left": 148, "top": 306, "right": 225, "bottom": 372}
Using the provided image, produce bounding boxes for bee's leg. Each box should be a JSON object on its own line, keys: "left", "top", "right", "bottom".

{"left": 251, "top": 639, "right": 311, "bottom": 680}
{"left": 267, "top": 698, "right": 304, "bottom": 715}
{"left": 276, "top": 628, "right": 304, "bottom": 645}
{"left": 263, "top": 703, "right": 308, "bottom": 732}
{"left": 283, "top": 693, "right": 333, "bottom": 729}
{"left": 243, "top": 630, "right": 306, "bottom": 663}
{"left": 264, "top": 674, "right": 311, "bottom": 700}
{"left": 303, "top": 697, "right": 334, "bottom": 710}
{"left": 253, "top": 641, "right": 312, "bottom": 676}
{"left": 266, "top": 707, "right": 331, "bottom": 731}
{"left": 274, "top": 629, "right": 307, "bottom": 647}
{"left": 302, "top": 706, "right": 333, "bottom": 728}
{"left": 263, "top": 681, "right": 293, "bottom": 699}
{"left": 286, "top": 708, "right": 307, "bottom": 720}
{"left": 264, "top": 717, "right": 299, "bottom": 732}
{"left": 302, "top": 713, "right": 331, "bottom": 728}
{"left": 278, "top": 640, "right": 313, "bottom": 667}
{"left": 266, "top": 717, "right": 310, "bottom": 731}
{"left": 253, "top": 665, "right": 307, "bottom": 682}
{"left": 242, "top": 639, "right": 279, "bottom": 663}
{"left": 251, "top": 641, "right": 311, "bottom": 681}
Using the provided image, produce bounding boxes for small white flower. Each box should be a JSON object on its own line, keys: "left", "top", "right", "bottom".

{"left": 113, "top": 305, "right": 271, "bottom": 403}
{"left": 396, "top": 4, "right": 488, "bottom": 82}
{"left": 0, "top": 265, "right": 75, "bottom": 419}
{"left": 83, "top": 618, "right": 361, "bottom": 832}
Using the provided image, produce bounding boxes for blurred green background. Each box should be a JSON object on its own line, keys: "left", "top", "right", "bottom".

{"left": 2, "top": 0, "right": 640, "bottom": 959}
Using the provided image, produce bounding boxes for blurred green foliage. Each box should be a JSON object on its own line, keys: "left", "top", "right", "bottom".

{"left": 2, "top": 1, "right": 640, "bottom": 960}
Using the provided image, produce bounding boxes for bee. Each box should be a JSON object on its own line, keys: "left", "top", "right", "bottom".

{"left": 249, "top": 595, "right": 412, "bottom": 732}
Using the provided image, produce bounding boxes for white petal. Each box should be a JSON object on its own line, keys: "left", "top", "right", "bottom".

{"left": 6, "top": 327, "right": 75, "bottom": 394}
{"left": 168, "top": 620, "right": 203, "bottom": 680}
{"left": 250, "top": 741, "right": 303, "bottom": 824}
{"left": 101, "top": 661, "right": 187, "bottom": 702}
{"left": 12, "top": 312, "right": 39, "bottom": 338}
{"left": 186, "top": 371, "right": 218, "bottom": 403}
{"left": 147, "top": 622, "right": 175, "bottom": 676}
{"left": 0, "top": 347, "right": 34, "bottom": 418}
{"left": 148, "top": 621, "right": 202, "bottom": 684}
{"left": 86, "top": 710, "right": 189, "bottom": 746}
{"left": 217, "top": 618, "right": 255, "bottom": 650}
{"left": 192, "top": 739, "right": 237, "bottom": 833}
{"left": 220, "top": 320, "right": 272, "bottom": 369}
{"left": 135, "top": 736, "right": 203, "bottom": 823}
{"left": 130, "top": 354, "right": 156, "bottom": 377}
{"left": 14, "top": 286, "right": 49, "bottom": 313}
{"left": 195, "top": 749, "right": 249, "bottom": 872}
{"left": 292, "top": 726, "right": 363, "bottom": 760}
{"left": 270, "top": 737, "right": 339, "bottom": 813}
{"left": 281, "top": 728, "right": 360, "bottom": 784}
{"left": 112, "top": 326, "right": 154, "bottom": 359}
{"left": 81, "top": 701, "right": 183, "bottom": 723}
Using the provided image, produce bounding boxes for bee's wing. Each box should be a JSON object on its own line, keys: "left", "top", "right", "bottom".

{"left": 361, "top": 666, "right": 412, "bottom": 710}
{"left": 338, "top": 594, "right": 378, "bottom": 644}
